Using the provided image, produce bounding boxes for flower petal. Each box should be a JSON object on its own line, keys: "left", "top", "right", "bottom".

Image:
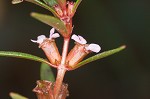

{"left": 50, "top": 28, "right": 55, "bottom": 38}
{"left": 78, "top": 35, "right": 87, "bottom": 44}
{"left": 85, "top": 44, "right": 101, "bottom": 53}
{"left": 71, "top": 34, "right": 87, "bottom": 44}
{"left": 31, "top": 39, "right": 37, "bottom": 43}
{"left": 50, "top": 33, "right": 60, "bottom": 39}
{"left": 71, "top": 34, "right": 79, "bottom": 42}
{"left": 31, "top": 35, "right": 46, "bottom": 44}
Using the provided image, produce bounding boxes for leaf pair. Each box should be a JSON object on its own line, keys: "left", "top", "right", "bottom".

{"left": 0, "top": 45, "right": 126, "bottom": 71}
{"left": 6, "top": 45, "right": 125, "bottom": 99}
{"left": 12, "top": 0, "right": 83, "bottom": 37}
{"left": 12, "top": 0, "right": 82, "bottom": 15}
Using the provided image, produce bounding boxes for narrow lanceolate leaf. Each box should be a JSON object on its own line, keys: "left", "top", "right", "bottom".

{"left": 31, "top": 12, "right": 68, "bottom": 37}
{"left": 10, "top": 92, "right": 28, "bottom": 99}
{"left": 40, "top": 62, "right": 55, "bottom": 82}
{"left": 0, "top": 51, "right": 50, "bottom": 65}
{"left": 73, "top": 45, "right": 126, "bottom": 70}
{"left": 12, "top": 0, "right": 58, "bottom": 16}
{"left": 73, "top": 0, "right": 82, "bottom": 13}
{"left": 26, "top": 0, "right": 58, "bottom": 16}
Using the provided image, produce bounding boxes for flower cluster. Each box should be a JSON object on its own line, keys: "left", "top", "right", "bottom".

{"left": 31, "top": 28, "right": 101, "bottom": 69}
{"left": 12, "top": 0, "right": 82, "bottom": 37}
{"left": 11, "top": 0, "right": 125, "bottom": 98}
{"left": 53, "top": 1, "right": 75, "bottom": 23}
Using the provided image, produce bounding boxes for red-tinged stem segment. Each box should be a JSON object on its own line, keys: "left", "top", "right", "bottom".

{"left": 61, "top": 38, "right": 70, "bottom": 65}
{"left": 54, "top": 38, "right": 70, "bottom": 99}
{"left": 54, "top": 68, "right": 66, "bottom": 99}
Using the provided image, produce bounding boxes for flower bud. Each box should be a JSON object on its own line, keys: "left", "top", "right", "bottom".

{"left": 54, "top": 4, "right": 63, "bottom": 17}
{"left": 66, "top": 43, "right": 90, "bottom": 68}
{"left": 67, "top": 1, "right": 74, "bottom": 17}
{"left": 33, "top": 80, "right": 69, "bottom": 99}
{"left": 40, "top": 39, "right": 61, "bottom": 65}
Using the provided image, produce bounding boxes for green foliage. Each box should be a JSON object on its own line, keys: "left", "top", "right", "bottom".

{"left": 10, "top": 92, "right": 28, "bottom": 99}
{"left": 74, "top": 45, "right": 126, "bottom": 69}
{"left": 43, "top": 0, "right": 58, "bottom": 7}
{"left": 0, "top": 51, "right": 50, "bottom": 65}
{"left": 12, "top": 0, "right": 58, "bottom": 16}
{"left": 40, "top": 63, "right": 55, "bottom": 82}
{"left": 31, "top": 12, "right": 68, "bottom": 37}
{"left": 73, "top": 0, "right": 82, "bottom": 13}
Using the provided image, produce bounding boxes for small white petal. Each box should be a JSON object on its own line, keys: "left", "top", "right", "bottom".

{"left": 78, "top": 35, "right": 87, "bottom": 44}
{"left": 71, "top": 34, "right": 87, "bottom": 44}
{"left": 50, "top": 33, "right": 60, "bottom": 39}
{"left": 31, "top": 39, "right": 38, "bottom": 43}
{"left": 85, "top": 43, "right": 101, "bottom": 53}
{"left": 50, "top": 28, "right": 55, "bottom": 37}
{"left": 31, "top": 35, "right": 46, "bottom": 44}
{"left": 71, "top": 34, "right": 79, "bottom": 41}
{"left": 71, "top": 34, "right": 79, "bottom": 42}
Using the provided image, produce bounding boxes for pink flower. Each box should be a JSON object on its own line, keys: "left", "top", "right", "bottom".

{"left": 31, "top": 28, "right": 61, "bottom": 65}
{"left": 31, "top": 28, "right": 60, "bottom": 44}
{"left": 71, "top": 34, "right": 101, "bottom": 53}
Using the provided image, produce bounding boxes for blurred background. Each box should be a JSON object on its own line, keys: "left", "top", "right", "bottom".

{"left": 0, "top": 0, "right": 150, "bottom": 99}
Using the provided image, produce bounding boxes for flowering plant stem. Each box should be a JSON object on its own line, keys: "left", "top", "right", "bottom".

{"left": 6, "top": 0, "right": 126, "bottom": 99}
{"left": 54, "top": 38, "right": 70, "bottom": 98}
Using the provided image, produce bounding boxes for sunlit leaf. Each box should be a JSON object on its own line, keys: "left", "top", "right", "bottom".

{"left": 31, "top": 12, "right": 68, "bottom": 37}
{"left": 73, "top": 0, "right": 82, "bottom": 13}
{"left": 10, "top": 92, "right": 28, "bottom": 99}
{"left": 0, "top": 51, "right": 50, "bottom": 65}
{"left": 73, "top": 45, "right": 126, "bottom": 69}
{"left": 40, "top": 62, "right": 55, "bottom": 82}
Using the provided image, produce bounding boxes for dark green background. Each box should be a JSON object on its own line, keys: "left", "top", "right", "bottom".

{"left": 0, "top": 0, "right": 150, "bottom": 99}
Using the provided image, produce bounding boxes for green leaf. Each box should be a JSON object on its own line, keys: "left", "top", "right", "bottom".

{"left": 31, "top": 12, "right": 68, "bottom": 37}
{"left": 10, "top": 92, "right": 28, "bottom": 99}
{"left": 26, "top": 0, "right": 58, "bottom": 15}
{"left": 12, "top": 0, "right": 58, "bottom": 16}
{"left": 0, "top": 51, "right": 50, "bottom": 65}
{"left": 73, "top": 0, "right": 82, "bottom": 13}
{"left": 43, "top": 0, "right": 58, "bottom": 6}
{"left": 73, "top": 45, "right": 126, "bottom": 69}
{"left": 40, "top": 62, "right": 55, "bottom": 82}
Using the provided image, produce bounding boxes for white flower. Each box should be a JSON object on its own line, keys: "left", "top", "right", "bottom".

{"left": 71, "top": 34, "right": 101, "bottom": 53}
{"left": 49, "top": 28, "right": 60, "bottom": 39}
{"left": 85, "top": 43, "right": 101, "bottom": 53}
{"left": 71, "top": 34, "right": 87, "bottom": 44}
{"left": 31, "top": 28, "right": 60, "bottom": 44}
{"left": 31, "top": 35, "right": 46, "bottom": 44}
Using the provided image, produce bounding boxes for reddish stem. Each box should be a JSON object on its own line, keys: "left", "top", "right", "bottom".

{"left": 53, "top": 38, "right": 70, "bottom": 99}
{"left": 61, "top": 38, "right": 70, "bottom": 65}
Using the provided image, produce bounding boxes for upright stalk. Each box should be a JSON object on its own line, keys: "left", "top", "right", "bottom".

{"left": 54, "top": 38, "right": 70, "bottom": 99}
{"left": 61, "top": 38, "right": 70, "bottom": 65}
